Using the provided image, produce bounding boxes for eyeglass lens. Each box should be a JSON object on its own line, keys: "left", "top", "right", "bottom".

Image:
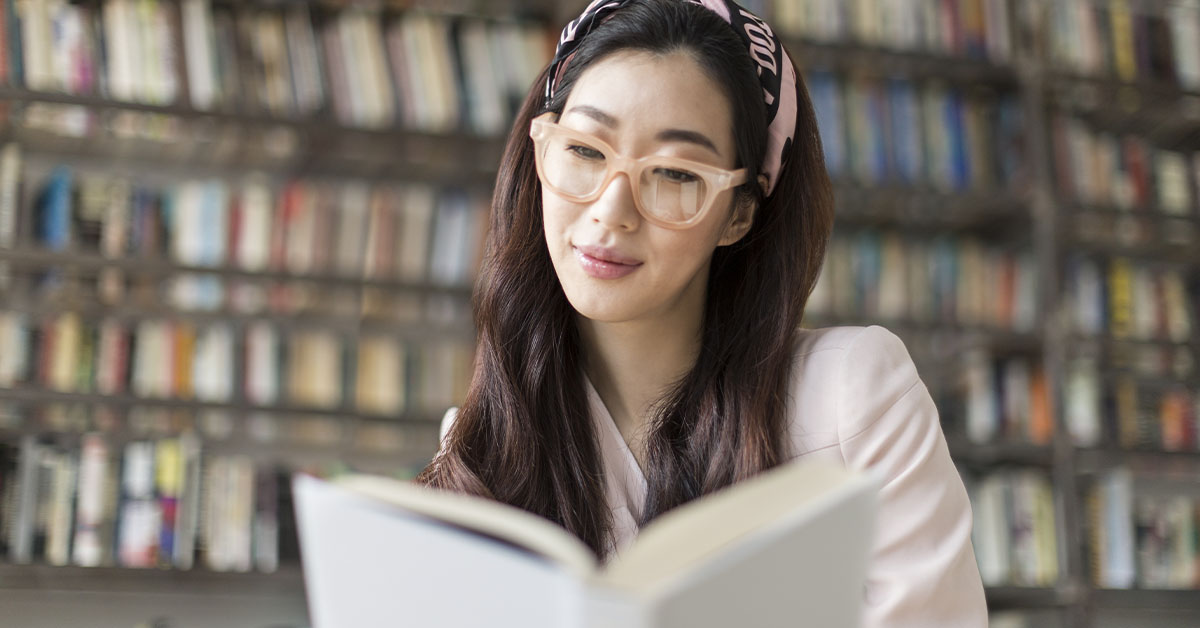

{"left": 540, "top": 132, "right": 710, "bottom": 224}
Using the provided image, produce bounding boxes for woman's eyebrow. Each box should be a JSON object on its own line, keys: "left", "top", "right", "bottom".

{"left": 565, "top": 105, "right": 722, "bottom": 157}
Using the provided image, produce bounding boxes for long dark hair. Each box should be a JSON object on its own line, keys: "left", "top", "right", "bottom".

{"left": 416, "top": 0, "right": 835, "bottom": 559}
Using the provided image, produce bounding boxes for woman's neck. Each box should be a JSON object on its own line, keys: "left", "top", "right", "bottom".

{"left": 578, "top": 308, "right": 702, "bottom": 468}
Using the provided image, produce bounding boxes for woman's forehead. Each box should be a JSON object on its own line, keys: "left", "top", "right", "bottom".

{"left": 563, "top": 50, "right": 735, "bottom": 158}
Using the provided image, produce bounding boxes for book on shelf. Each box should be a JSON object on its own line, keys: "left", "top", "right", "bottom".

{"left": 805, "top": 70, "right": 1025, "bottom": 193}
{"left": 808, "top": 230, "right": 1037, "bottom": 333}
{"left": 293, "top": 459, "right": 878, "bottom": 628}
{"left": 772, "top": 0, "right": 1012, "bottom": 63}
{"left": 1066, "top": 256, "right": 1194, "bottom": 344}
{"left": 0, "top": 0, "right": 552, "bottom": 135}
{"left": 1051, "top": 113, "right": 1200, "bottom": 217}
{"left": 1042, "top": 0, "right": 1200, "bottom": 89}
{"left": 961, "top": 349, "right": 1053, "bottom": 446}
{"left": 12, "top": 161, "right": 487, "bottom": 320}
{"left": 0, "top": 430, "right": 296, "bottom": 572}
{"left": 966, "top": 469, "right": 1059, "bottom": 588}
{"left": 1085, "top": 468, "right": 1200, "bottom": 590}
{"left": 0, "top": 309, "right": 475, "bottom": 418}
{"left": 1064, "top": 355, "right": 1200, "bottom": 451}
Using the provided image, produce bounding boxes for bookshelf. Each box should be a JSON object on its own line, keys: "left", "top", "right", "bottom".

{"left": 0, "top": 1, "right": 1197, "bottom": 628}
{"left": 0, "top": 2, "right": 560, "bottom": 627}
{"left": 785, "top": 1, "right": 1200, "bottom": 628}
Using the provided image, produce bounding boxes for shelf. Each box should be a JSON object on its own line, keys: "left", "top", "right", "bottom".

{"left": 1090, "top": 587, "right": 1200, "bottom": 611}
{"left": 1075, "top": 447, "right": 1200, "bottom": 472}
{"left": 0, "top": 248, "right": 474, "bottom": 298}
{"left": 1047, "top": 73, "right": 1200, "bottom": 149}
{"left": 0, "top": 85, "right": 499, "bottom": 142}
{"left": 832, "top": 181, "right": 1030, "bottom": 233}
{"left": 786, "top": 38, "right": 1019, "bottom": 87}
{"left": 2, "top": 92, "right": 507, "bottom": 185}
{"left": 1065, "top": 206, "right": 1200, "bottom": 267}
{"left": 0, "top": 563, "right": 304, "bottom": 598}
{"left": 0, "top": 296, "right": 475, "bottom": 341}
{"left": 0, "top": 386, "right": 443, "bottom": 428}
{"left": 949, "top": 439, "right": 1056, "bottom": 468}
{"left": 985, "top": 585, "right": 1076, "bottom": 609}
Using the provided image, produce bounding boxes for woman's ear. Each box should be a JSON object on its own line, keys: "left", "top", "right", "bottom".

{"left": 717, "top": 174, "right": 769, "bottom": 246}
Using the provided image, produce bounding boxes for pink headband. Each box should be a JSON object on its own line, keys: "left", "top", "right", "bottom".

{"left": 544, "top": 0, "right": 797, "bottom": 196}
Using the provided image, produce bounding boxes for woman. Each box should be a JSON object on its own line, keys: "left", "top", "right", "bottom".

{"left": 417, "top": 0, "right": 987, "bottom": 624}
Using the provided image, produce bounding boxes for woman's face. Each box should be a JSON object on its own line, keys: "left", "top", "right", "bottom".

{"left": 542, "top": 50, "right": 753, "bottom": 326}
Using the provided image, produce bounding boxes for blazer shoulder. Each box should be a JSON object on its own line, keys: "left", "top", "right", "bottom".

{"left": 786, "top": 325, "right": 918, "bottom": 455}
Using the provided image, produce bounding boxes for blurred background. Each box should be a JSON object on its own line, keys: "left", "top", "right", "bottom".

{"left": 0, "top": 0, "right": 1196, "bottom": 626}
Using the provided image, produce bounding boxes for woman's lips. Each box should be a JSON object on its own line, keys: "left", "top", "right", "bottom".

{"left": 573, "top": 245, "right": 642, "bottom": 279}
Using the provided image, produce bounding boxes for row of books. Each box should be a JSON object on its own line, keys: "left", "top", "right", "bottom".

{"left": 0, "top": 310, "right": 474, "bottom": 416}
{"left": 1042, "top": 0, "right": 1200, "bottom": 89}
{"left": 775, "top": 0, "right": 1013, "bottom": 62}
{"left": 808, "top": 231, "right": 1038, "bottom": 332}
{"left": 1051, "top": 114, "right": 1199, "bottom": 215}
{"left": 0, "top": 433, "right": 296, "bottom": 572}
{"left": 1066, "top": 357, "right": 1199, "bottom": 451}
{"left": 966, "top": 469, "right": 1059, "bottom": 587}
{"left": 1065, "top": 256, "right": 1195, "bottom": 344}
{"left": 808, "top": 71, "right": 1025, "bottom": 192}
{"left": 1089, "top": 469, "right": 1200, "bottom": 590}
{"left": 0, "top": 0, "right": 551, "bottom": 134}
{"left": 7, "top": 156, "right": 487, "bottom": 310}
{"left": 960, "top": 350, "right": 1052, "bottom": 446}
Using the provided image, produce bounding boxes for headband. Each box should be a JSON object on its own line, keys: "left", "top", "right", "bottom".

{"left": 543, "top": 0, "right": 797, "bottom": 196}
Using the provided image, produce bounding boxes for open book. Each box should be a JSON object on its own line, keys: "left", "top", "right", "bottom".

{"left": 293, "top": 459, "right": 879, "bottom": 628}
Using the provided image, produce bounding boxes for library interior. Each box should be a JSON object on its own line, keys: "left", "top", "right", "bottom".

{"left": 0, "top": 0, "right": 1199, "bottom": 627}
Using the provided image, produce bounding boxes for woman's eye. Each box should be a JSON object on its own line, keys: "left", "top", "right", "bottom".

{"left": 655, "top": 168, "right": 699, "bottom": 183}
{"left": 566, "top": 144, "right": 604, "bottom": 160}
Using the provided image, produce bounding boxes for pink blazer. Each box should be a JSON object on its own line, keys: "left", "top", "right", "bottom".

{"left": 439, "top": 325, "right": 988, "bottom": 627}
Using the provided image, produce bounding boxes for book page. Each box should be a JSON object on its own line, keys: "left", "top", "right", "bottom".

{"left": 295, "top": 475, "right": 586, "bottom": 628}
{"left": 599, "top": 460, "right": 876, "bottom": 591}
{"left": 332, "top": 474, "right": 597, "bottom": 578}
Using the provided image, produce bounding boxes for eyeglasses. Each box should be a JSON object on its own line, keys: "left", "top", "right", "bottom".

{"left": 529, "top": 112, "right": 748, "bottom": 229}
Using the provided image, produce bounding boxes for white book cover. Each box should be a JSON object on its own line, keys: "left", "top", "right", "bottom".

{"left": 0, "top": 312, "right": 27, "bottom": 386}
{"left": 182, "top": 0, "right": 219, "bottom": 109}
{"left": 103, "top": 0, "right": 135, "bottom": 100}
{"left": 972, "top": 474, "right": 1011, "bottom": 587}
{"left": 245, "top": 322, "right": 279, "bottom": 405}
{"left": 965, "top": 349, "right": 998, "bottom": 444}
{"left": 396, "top": 184, "right": 435, "bottom": 282}
{"left": 193, "top": 324, "right": 233, "bottom": 402}
{"left": 1100, "top": 469, "right": 1136, "bottom": 589}
{"left": 72, "top": 434, "right": 109, "bottom": 567}
{"left": 355, "top": 336, "right": 405, "bottom": 415}
{"left": 1065, "top": 357, "right": 1101, "bottom": 447}
{"left": 461, "top": 21, "right": 506, "bottom": 134}
{"left": 295, "top": 458, "right": 878, "bottom": 628}
{"left": 174, "top": 432, "right": 202, "bottom": 569}
{"left": 19, "top": 0, "right": 53, "bottom": 91}
{"left": 118, "top": 441, "right": 160, "bottom": 568}
{"left": 335, "top": 182, "right": 370, "bottom": 276}
{"left": 336, "top": 13, "right": 368, "bottom": 126}
{"left": 399, "top": 16, "right": 432, "bottom": 129}
{"left": 1169, "top": 0, "right": 1200, "bottom": 90}
{"left": 45, "top": 450, "right": 78, "bottom": 566}
{"left": 237, "top": 177, "right": 273, "bottom": 271}
{"left": 359, "top": 11, "right": 395, "bottom": 129}
{"left": 285, "top": 4, "right": 324, "bottom": 115}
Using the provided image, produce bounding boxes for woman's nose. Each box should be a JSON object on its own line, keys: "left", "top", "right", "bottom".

{"left": 586, "top": 170, "right": 641, "bottom": 232}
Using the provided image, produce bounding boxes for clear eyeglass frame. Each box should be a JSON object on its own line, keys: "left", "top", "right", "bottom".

{"left": 528, "top": 112, "right": 749, "bottom": 230}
